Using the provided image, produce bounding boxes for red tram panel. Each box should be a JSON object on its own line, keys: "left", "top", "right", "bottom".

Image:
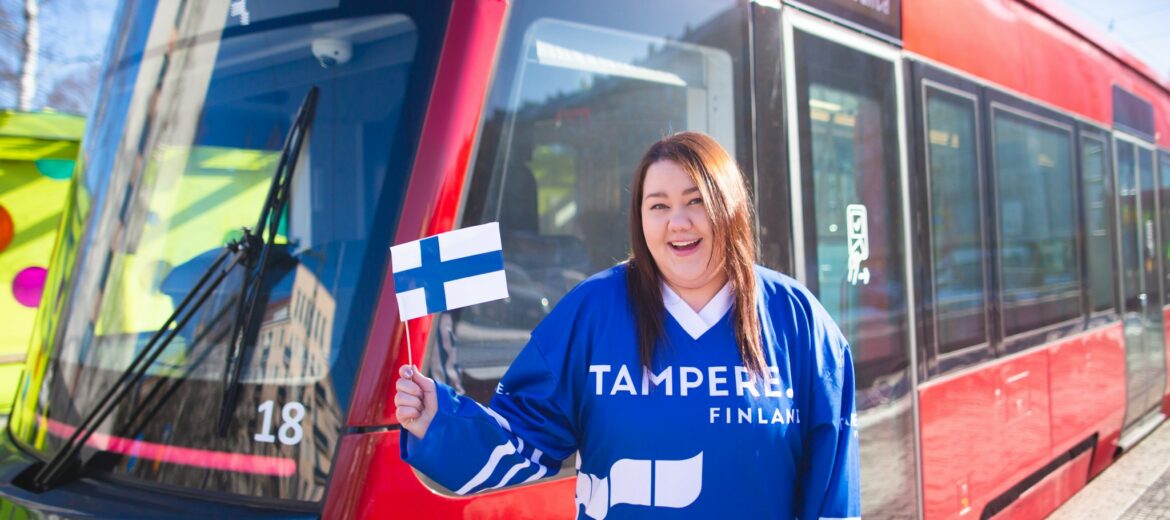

{"left": 904, "top": 0, "right": 1170, "bottom": 147}
{"left": 919, "top": 326, "right": 1127, "bottom": 520}
{"left": 346, "top": 0, "right": 507, "bottom": 429}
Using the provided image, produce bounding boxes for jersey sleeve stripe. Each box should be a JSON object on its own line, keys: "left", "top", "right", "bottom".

{"left": 455, "top": 441, "right": 517, "bottom": 495}
{"left": 488, "top": 459, "right": 533, "bottom": 490}
{"left": 476, "top": 402, "right": 513, "bottom": 432}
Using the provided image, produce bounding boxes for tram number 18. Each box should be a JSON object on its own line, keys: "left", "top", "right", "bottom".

{"left": 254, "top": 400, "right": 306, "bottom": 446}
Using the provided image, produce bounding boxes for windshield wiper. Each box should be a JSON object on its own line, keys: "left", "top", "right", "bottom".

{"left": 24, "top": 87, "right": 320, "bottom": 492}
{"left": 25, "top": 245, "right": 249, "bottom": 493}
{"left": 215, "top": 86, "right": 318, "bottom": 436}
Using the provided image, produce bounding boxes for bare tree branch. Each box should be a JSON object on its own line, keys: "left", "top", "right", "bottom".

{"left": 18, "top": 0, "right": 39, "bottom": 111}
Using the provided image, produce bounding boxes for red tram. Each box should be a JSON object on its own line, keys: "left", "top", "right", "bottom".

{"left": 1, "top": 0, "right": 1168, "bottom": 519}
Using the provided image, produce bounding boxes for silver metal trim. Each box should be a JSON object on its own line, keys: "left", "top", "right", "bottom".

{"left": 896, "top": 54, "right": 926, "bottom": 520}
{"left": 782, "top": 15, "right": 803, "bottom": 283}
{"left": 1118, "top": 412, "right": 1167, "bottom": 451}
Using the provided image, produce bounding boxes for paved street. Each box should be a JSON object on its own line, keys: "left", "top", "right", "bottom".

{"left": 1050, "top": 419, "right": 1170, "bottom": 519}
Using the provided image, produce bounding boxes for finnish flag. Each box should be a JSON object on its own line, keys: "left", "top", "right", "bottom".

{"left": 390, "top": 222, "right": 509, "bottom": 321}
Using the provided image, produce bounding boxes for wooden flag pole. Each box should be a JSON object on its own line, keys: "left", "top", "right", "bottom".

{"left": 404, "top": 318, "right": 414, "bottom": 368}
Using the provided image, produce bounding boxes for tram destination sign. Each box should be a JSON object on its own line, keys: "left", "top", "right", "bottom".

{"left": 795, "top": 0, "right": 902, "bottom": 41}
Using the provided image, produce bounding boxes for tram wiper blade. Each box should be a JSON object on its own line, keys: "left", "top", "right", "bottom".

{"left": 215, "top": 86, "right": 319, "bottom": 436}
{"left": 26, "top": 241, "right": 252, "bottom": 493}
{"left": 24, "top": 87, "right": 319, "bottom": 492}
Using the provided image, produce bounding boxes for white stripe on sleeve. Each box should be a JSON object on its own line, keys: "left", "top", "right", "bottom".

{"left": 455, "top": 442, "right": 516, "bottom": 495}
{"left": 476, "top": 402, "right": 512, "bottom": 432}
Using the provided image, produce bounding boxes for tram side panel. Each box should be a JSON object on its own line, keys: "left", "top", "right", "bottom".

{"left": 1164, "top": 307, "right": 1170, "bottom": 416}
{"left": 918, "top": 326, "right": 1126, "bottom": 520}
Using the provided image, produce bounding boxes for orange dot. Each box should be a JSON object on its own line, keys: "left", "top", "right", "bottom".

{"left": 0, "top": 204, "right": 13, "bottom": 253}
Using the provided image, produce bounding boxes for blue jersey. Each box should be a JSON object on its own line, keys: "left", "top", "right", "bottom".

{"left": 402, "top": 264, "right": 860, "bottom": 519}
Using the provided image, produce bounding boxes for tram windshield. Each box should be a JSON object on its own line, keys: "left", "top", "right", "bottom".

{"left": 9, "top": 0, "right": 445, "bottom": 505}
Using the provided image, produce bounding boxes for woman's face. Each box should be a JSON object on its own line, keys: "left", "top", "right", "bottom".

{"left": 641, "top": 160, "right": 725, "bottom": 295}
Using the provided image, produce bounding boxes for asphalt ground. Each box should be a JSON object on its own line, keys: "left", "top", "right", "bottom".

{"left": 1049, "top": 418, "right": 1170, "bottom": 519}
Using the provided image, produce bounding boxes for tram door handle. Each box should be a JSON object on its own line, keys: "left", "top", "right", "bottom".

{"left": 999, "top": 370, "right": 1031, "bottom": 422}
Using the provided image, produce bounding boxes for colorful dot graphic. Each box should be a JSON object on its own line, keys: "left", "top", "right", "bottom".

{"left": 13, "top": 267, "right": 48, "bottom": 308}
{"left": 0, "top": 204, "right": 12, "bottom": 253}
{"left": 34, "top": 159, "right": 76, "bottom": 180}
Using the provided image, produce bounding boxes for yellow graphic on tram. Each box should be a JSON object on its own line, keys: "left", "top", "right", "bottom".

{"left": 0, "top": 110, "right": 84, "bottom": 412}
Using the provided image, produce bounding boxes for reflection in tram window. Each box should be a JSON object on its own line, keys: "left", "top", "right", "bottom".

{"left": 792, "top": 30, "right": 915, "bottom": 518}
{"left": 436, "top": 1, "right": 748, "bottom": 405}
{"left": 992, "top": 110, "right": 1079, "bottom": 336}
{"left": 15, "top": 3, "right": 441, "bottom": 503}
{"left": 1081, "top": 136, "right": 1115, "bottom": 313}
{"left": 925, "top": 88, "right": 987, "bottom": 354}
{"left": 794, "top": 32, "right": 907, "bottom": 399}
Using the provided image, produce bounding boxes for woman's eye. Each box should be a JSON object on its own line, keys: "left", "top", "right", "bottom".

{"left": 688, "top": 198, "right": 703, "bottom": 206}
{"left": 649, "top": 203, "right": 668, "bottom": 210}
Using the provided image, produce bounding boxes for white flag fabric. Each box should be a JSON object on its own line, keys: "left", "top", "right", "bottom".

{"left": 390, "top": 222, "right": 509, "bottom": 321}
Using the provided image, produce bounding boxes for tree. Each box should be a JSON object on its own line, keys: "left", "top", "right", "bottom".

{"left": 19, "top": 0, "right": 38, "bottom": 111}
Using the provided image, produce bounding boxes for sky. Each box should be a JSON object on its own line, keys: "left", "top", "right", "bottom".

{"left": 0, "top": 0, "right": 118, "bottom": 114}
{"left": 1055, "top": 0, "right": 1170, "bottom": 81}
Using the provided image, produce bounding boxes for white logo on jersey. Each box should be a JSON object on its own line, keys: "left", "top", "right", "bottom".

{"left": 575, "top": 452, "right": 703, "bottom": 519}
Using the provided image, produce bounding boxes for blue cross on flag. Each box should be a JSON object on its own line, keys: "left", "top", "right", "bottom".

{"left": 390, "top": 222, "right": 508, "bottom": 321}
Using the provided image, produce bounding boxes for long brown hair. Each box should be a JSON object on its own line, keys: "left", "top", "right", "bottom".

{"left": 627, "top": 132, "right": 764, "bottom": 375}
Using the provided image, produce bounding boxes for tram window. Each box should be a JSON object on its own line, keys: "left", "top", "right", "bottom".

{"left": 793, "top": 30, "right": 908, "bottom": 397}
{"left": 439, "top": 1, "right": 749, "bottom": 408}
{"left": 1117, "top": 141, "right": 1141, "bottom": 307}
{"left": 793, "top": 30, "right": 917, "bottom": 517}
{"left": 992, "top": 109, "right": 1080, "bottom": 336}
{"left": 1162, "top": 152, "right": 1170, "bottom": 302}
{"left": 1081, "top": 136, "right": 1115, "bottom": 313}
{"left": 924, "top": 87, "right": 988, "bottom": 353}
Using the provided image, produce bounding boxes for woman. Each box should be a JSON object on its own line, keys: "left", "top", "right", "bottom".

{"left": 395, "top": 132, "right": 859, "bottom": 519}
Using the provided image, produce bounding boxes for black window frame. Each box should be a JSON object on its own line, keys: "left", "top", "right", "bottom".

{"left": 984, "top": 89, "right": 1086, "bottom": 355}
{"left": 751, "top": 2, "right": 792, "bottom": 273}
{"left": 911, "top": 62, "right": 996, "bottom": 379}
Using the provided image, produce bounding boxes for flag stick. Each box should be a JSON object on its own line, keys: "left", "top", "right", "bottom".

{"left": 404, "top": 318, "right": 414, "bottom": 368}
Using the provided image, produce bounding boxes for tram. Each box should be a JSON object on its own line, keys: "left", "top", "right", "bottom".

{"left": 0, "top": 0, "right": 1167, "bottom": 518}
{"left": 0, "top": 110, "right": 83, "bottom": 411}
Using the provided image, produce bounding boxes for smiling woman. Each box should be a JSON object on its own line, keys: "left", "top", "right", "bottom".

{"left": 628, "top": 133, "right": 764, "bottom": 377}
{"left": 395, "top": 131, "right": 860, "bottom": 519}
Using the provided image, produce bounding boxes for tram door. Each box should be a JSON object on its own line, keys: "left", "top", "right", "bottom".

{"left": 783, "top": 12, "right": 919, "bottom": 518}
{"left": 1116, "top": 135, "right": 1168, "bottom": 432}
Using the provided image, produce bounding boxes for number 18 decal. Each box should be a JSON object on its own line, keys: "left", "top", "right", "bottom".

{"left": 255, "top": 400, "right": 306, "bottom": 445}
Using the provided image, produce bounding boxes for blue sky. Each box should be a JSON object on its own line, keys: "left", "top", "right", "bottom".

{"left": 0, "top": 0, "right": 117, "bottom": 113}
{"left": 1056, "top": 0, "right": 1170, "bottom": 80}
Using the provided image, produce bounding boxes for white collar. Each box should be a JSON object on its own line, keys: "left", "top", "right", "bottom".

{"left": 661, "top": 281, "right": 734, "bottom": 340}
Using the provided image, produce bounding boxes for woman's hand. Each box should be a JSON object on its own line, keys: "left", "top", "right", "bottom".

{"left": 395, "top": 365, "right": 438, "bottom": 439}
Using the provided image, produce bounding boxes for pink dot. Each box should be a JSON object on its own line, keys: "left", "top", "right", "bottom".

{"left": 12, "top": 267, "right": 48, "bottom": 308}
